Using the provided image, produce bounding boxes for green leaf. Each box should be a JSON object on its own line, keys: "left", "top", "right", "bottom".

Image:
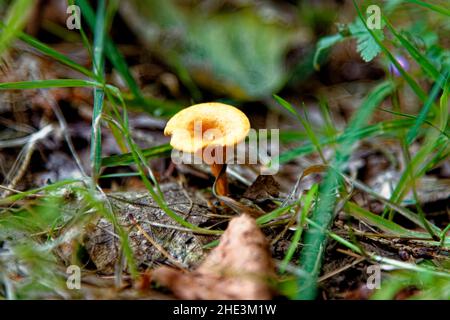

{"left": 349, "top": 19, "right": 384, "bottom": 62}
{"left": 313, "top": 34, "right": 344, "bottom": 70}
{"left": 353, "top": 0, "right": 428, "bottom": 103}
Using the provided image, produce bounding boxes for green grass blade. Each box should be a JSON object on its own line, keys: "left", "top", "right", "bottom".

{"left": 305, "top": 218, "right": 450, "bottom": 278}
{"left": 346, "top": 202, "right": 416, "bottom": 237}
{"left": 384, "top": 77, "right": 449, "bottom": 214}
{"left": 341, "top": 173, "right": 441, "bottom": 235}
{"left": 67, "top": 0, "right": 94, "bottom": 63}
{"left": 274, "top": 95, "right": 326, "bottom": 163}
{"left": 75, "top": 0, "right": 180, "bottom": 116}
{"left": 279, "top": 118, "right": 417, "bottom": 162}
{"left": 101, "top": 143, "right": 172, "bottom": 167}
{"left": 345, "top": 202, "right": 447, "bottom": 245}
{"left": 0, "top": 0, "right": 33, "bottom": 56}
{"left": 0, "top": 179, "right": 80, "bottom": 206}
{"left": 89, "top": 0, "right": 106, "bottom": 181}
{"left": 378, "top": 108, "right": 448, "bottom": 137}
{"left": 383, "top": 17, "right": 441, "bottom": 82}
{"left": 406, "top": 71, "right": 448, "bottom": 144}
{"left": 405, "top": 0, "right": 450, "bottom": 16}
{"left": 99, "top": 172, "right": 140, "bottom": 179}
{"left": 256, "top": 203, "right": 297, "bottom": 226}
{"left": 0, "top": 79, "right": 102, "bottom": 89}
{"left": 297, "top": 81, "right": 394, "bottom": 300}
{"left": 318, "top": 98, "right": 338, "bottom": 138}
{"left": 0, "top": 22, "right": 95, "bottom": 78}
{"left": 76, "top": 0, "right": 139, "bottom": 99}
{"left": 280, "top": 185, "right": 318, "bottom": 273}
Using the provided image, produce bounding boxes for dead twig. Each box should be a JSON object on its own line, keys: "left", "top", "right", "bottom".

{"left": 318, "top": 257, "right": 365, "bottom": 282}
{"left": 1, "top": 124, "right": 54, "bottom": 197}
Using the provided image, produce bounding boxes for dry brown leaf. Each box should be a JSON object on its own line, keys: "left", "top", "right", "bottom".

{"left": 243, "top": 175, "right": 280, "bottom": 202}
{"left": 152, "top": 214, "right": 275, "bottom": 300}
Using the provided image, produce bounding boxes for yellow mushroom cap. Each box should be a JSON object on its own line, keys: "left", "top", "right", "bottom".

{"left": 164, "top": 102, "right": 250, "bottom": 153}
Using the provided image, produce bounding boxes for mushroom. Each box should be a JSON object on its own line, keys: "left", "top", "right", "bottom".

{"left": 164, "top": 102, "right": 250, "bottom": 196}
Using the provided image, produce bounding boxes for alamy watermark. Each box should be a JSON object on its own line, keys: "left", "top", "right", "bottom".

{"left": 66, "top": 265, "right": 81, "bottom": 290}
{"left": 170, "top": 120, "right": 280, "bottom": 175}
{"left": 65, "top": 4, "right": 382, "bottom": 31}
{"left": 66, "top": 5, "right": 81, "bottom": 30}
{"left": 366, "top": 4, "right": 381, "bottom": 30}
{"left": 366, "top": 265, "right": 381, "bottom": 289}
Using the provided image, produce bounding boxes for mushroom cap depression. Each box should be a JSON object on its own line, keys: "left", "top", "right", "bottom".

{"left": 164, "top": 102, "right": 250, "bottom": 153}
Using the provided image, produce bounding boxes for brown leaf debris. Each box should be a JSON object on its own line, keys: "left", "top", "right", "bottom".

{"left": 152, "top": 214, "right": 275, "bottom": 300}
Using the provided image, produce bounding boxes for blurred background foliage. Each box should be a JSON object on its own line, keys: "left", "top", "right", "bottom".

{"left": 120, "top": 0, "right": 303, "bottom": 100}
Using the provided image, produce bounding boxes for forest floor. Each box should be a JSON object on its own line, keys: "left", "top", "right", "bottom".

{"left": 0, "top": 0, "right": 449, "bottom": 300}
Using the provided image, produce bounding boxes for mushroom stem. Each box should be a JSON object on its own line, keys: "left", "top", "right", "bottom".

{"left": 211, "top": 163, "right": 228, "bottom": 196}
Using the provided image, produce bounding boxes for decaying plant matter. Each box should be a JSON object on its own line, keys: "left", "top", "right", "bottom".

{"left": 152, "top": 214, "right": 275, "bottom": 300}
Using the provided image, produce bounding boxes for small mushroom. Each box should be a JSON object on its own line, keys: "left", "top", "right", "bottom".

{"left": 164, "top": 102, "right": 250, "bottom": 196}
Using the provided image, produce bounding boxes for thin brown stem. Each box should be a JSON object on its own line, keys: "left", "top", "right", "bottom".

{"left": 211, "top": 163, "right": 228, "bottom": 196}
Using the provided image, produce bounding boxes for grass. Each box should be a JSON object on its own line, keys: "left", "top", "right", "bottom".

{"left": 0, "top": 23, "right": 95, "bottom": 78}
{"left": 405, "top": 0, "right": 450, "bottom": 16}
{"left": 0, "top": 0, "right": 449, "bottom": 300}
{"left": 279, "top": 184, "right": 318, "bottom": 273}
{"left": 90, "top": 0, "right": 106, "bottom": 182}
{"left": 291, "top": 81, "right": 395, "bottom": 299}
{"left": 274, "top": 95, "right": 327, "bottom": 163}
{"left": 282, "top": 1, "right": 449, "bottom": 299}
{"left": 0, "top": 0, "right": 33, "bottom": 56}
{"left": 0, "top": 0, "right": 218, "bottom": 297}
{"left": 384, "top": 82, "right": 449, "bottom": 219}
{"left": 75, "top": 0, "right": 181, "bottom": 116}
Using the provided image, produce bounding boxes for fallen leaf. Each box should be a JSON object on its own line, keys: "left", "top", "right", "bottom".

{"left": 152, "top": 214, "right": 275, "bottom": 299}
{"left": 243, "top": 175, "right": 280, "bottom": 202}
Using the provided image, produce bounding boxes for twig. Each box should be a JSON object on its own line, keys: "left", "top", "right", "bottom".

{"left": 1, "top": 124, "right": 54, "bottom": 197}
{"left": 28, "top": 58, "right": 87, "bottom": 177}
{"left": 318, "top": 257, "right": 365, "bottom": 282}
{"left": 0, "top": 184, "right": 22, "bottom": 194}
